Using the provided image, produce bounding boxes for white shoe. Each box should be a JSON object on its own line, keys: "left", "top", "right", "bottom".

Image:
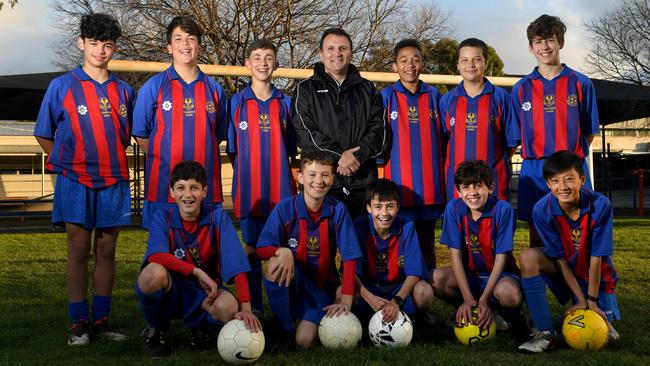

{"left": 608, "top": 325, "right": 620, "bottom": 341}
{"left": 518, "top": 330, "right": 555, "bottom": 353}
{"left": 68, "top": 322, "right": 90, "bottom": 346}
{"left": 495, "top": 314, "right": 511, "bottom": 331}
{"left": 93, "top": 317, "right": 128, "bottom": 341}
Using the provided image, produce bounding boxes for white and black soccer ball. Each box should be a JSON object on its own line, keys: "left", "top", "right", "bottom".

{"left": 217, "top": 319, "right": 265, "bottom": 364}
{"left": 318, "top": 312, "right": 363, "bottom": 349}
{"left": 368, "top": 310, "right": 413, "bottom": 347}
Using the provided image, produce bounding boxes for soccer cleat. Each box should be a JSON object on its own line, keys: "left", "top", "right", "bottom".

{"left": 608, "top": 325, "right": 621, "bottom": 341}
{"left": 518, "top": 330, "right": 555, "bottom": 353}
{"left": 268, "top": 331, "right": 295, "bottom": 355}
{"left": 68, "top": 320, "right": 90, "bottom": 346}
{"left": 143, "top": 327, "right": 170, "bottom": 358}
{"left": 495, "top": 314, "right": 511, "bottom": 331}
{"left": 189, "top": 324, "right": 218, "bottom": 350}
{"left": 93, "top": 317, "right": 128, "bottom": 341}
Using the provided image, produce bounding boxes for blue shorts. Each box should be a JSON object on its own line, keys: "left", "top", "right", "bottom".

{"left": 354, "top": 282, "right": 417, "bottom": 316}
{"left": 541, "top": 274, "right": 621, "bottom": 322}
{"left": 399, "top": 205, "right": 443, "bottom": 222}
{"left": 517, "top": 159, "right": 591, "bottom": 222}
{"left": 52, "top": 174, "right": 130, "bottom": 230}
{"left": 240, "top": 216, "right": 269, "bottom": 245}
{"left": 291, "top": 266, "right": 334, "bottom": 325}
{"left": 142, "top": 201, "right": 221, "bottom": 230}
{"left": 466, "top": 271, "right": 521, "bottom": 306}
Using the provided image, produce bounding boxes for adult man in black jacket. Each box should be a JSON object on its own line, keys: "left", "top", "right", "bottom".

{"left": 292, "top": 27, "right": 386, "bottom": 217}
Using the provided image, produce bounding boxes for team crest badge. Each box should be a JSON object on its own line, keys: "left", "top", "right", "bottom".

{"left": 377, "top": 252, "right": 388, "bottom": 265}
{"left": 466, "top": 113, "right": 477, "bottom": 131}
{"left": 206, "top": 101, "right": 216, "bottom": 113}
{"left": 567, "top": 94, "right": 578, "bottom": 107}
{"left": 307, "top": 236, "right": 319, "bottom": 256}
{"left": 259, "top": 113, "right": 271, "bottom": 131}
{"left": 449, "top": 116, "right": 455, "bottom": 127}
{"left": 488, "top": 115, "right": 497, "bottom": 126}
{"left": 544, "top": 95, "right": 555, "bottom": 112}
{"left": 390, "top": 110, "right": 398, "bottom": 120}
{"left": 408, "top": 106, "right": 419, "bottom": 123}
{"left": 288, "top": 237, "right": 298, "bottom": 248}
{"left": 174, "top": 248, "right": 186, "bottom": 260}
{"left": 572, "top": 229, "right": 581, "bottom": 249}
{"left": 398, "top": 255, "right": 405, "bottom": 268}
{"left": 162, "top": 100, "right": 172, "bottom": 111}
{"left": 521, "top": 101, "right": 531, "bottom": 111}
{"left": 183, "top": 98, "right": 195, "bottom": 115}
{"left": 77, "top": 105, "right": 88, "bottom": 116}
{"left": 469, "top": 234, "right": 481, "bottom": 252}
{"left": 239, "top": 121, "right": 248, "bottom": 130}
{"left": 119, "top": 104, "right": 128, "bottom": 117}
{"left": 99, "top": 97, "right": 111, "bottom": 117}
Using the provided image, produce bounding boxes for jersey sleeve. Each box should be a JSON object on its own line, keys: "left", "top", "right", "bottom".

{"left": 440, "top": 201, "right": 464, "bottom": 250}
{"left": 494, "top": 201, "right": 515, "bottom": 254}
{"left": 124, "top": 82, "right": 136, "bottom": 140}
{"left": 578, "top": 76, "right": 600, "bottom": 137}
{"left": 34, "top": 77, "right": 66, "bottom": 139}
{"left": 500, "top": 90, "right": 521, "bottom": 148}
{"left": 590, "top": 195, "right": 614, "bottom": 257}
{"left": 226, "top": 95, "right": 239, "bottom": 154}
{"left": 533, "top": 199, "right": 564, "bottom": 258}
{"left": 438, "top": 91, "right": 452, "bottom": 139}
{"left": 334, "top": 202, "right": 363, "bottom": 261}
{"left": 144, "top": 209, "right": 172, "bottom": 261}
{"left": 353, "top": 216, "right": 370, "bottom": 276}
{"left": 132, "top": 76, "right": 159, "bottom": 138}
{"left": 257, "top": 200, "right": 289, "bottom": 248}
{"left": 211, "top": 78, "right": 229, "bottom": 142}
{"left": 511, "top": 79, "right": 524, "bottom": 104}
{"left": 215, "top": 208, "right": 251, "bottom": 283}
{"left": 402, "top": 220, "right": 428, "bottom": 279}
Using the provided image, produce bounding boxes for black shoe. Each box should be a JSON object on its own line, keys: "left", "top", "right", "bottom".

{"left": 143, "top": 327, "right": 170, "bottom": 358}
{"left": 268, "top": 331, "right": 295, "bottom": 355}
{"left": 189, "top": 324, "right": 218, "bottom": 350}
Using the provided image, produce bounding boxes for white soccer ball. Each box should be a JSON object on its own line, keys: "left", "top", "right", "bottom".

{"left": 368, "top": 310, "right": 413, "bottom": 347}
{"left": 318, "top": 312, "right": 362, "bottom": 349}
{"left": 217, "top": 319, "right": 265, "bottom": 364}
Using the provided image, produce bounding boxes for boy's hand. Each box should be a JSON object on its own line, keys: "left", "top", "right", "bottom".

{"left": 235, "top": 310, "right": 263, "bottom": 333}
{"left": 476, "top": 300, "right": 494, "bottom": 330}
{"left": 323, "top": 303, "right": 349, "bottom": 318}
{"left": 363, "top": 292, "right": 388, "bottom": 312}
{"left": 382, "top": 301, "right": 400, "bottom": 323}
{"left": 269, "top": 247, "right": 294, "bottom": 287}
{"left": 457, "top": 299, "right": 477, "bottom": 326}
{"left": 587, "top": 300, "right": 608, "bottom": 322}
{"left": 193, "top": 268, "right": 218, "bottom": 300}
{"left": 566, "top": 299, "right": 588, "bottom": 316}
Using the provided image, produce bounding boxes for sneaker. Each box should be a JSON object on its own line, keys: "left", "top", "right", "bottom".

{"left": 93, "top": 317, "right": 128, "bottom": 341}
{"left": 143, "top": 327, "right": 170, "bottom": 358}
{"left": 518, "top": 330, "right": 555, "bottom": 353}
{"left": 189, "top": 325, "right": 217, "bottom": 350}
{"left": 68, "top": 320, "right": 90, "bottom": 346}
{"left": 608, "top": 325, "right": 621, "bottom": 341}
{"left": 495, "top": 314, "right": 511, "bottom": 331}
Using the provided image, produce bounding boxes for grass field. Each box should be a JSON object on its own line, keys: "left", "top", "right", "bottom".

{"left": 1, "top": 219, "right": 649, "bottom": 366}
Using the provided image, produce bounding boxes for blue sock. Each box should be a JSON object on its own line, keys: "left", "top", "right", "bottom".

{"left": 522, "top": 275, "right": 554, "bottom": 334}
{"left": 68, "top": 300, "right": 89, "bottom": 323}
{"left": 135, "top": 283, "right": 164, "bottom": 329}
{"left": 248, "top": 255, "right": 264, "bottom": 314}
{"left": 264, "top": 278, "right": 294, "bottom": 332}
{"left": 92, "top": 294, "right": 112, "bottom": 321}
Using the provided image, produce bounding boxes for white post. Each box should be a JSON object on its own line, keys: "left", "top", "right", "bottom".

{"left": 41, "top": 152, "right": 45, "bottom": 196}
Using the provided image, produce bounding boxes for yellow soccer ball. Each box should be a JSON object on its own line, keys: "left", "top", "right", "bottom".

{"left": 453, "top": 311, "right": 496, "bottom": 345}
{"left": 562, "top": 309, "right": 609, "bottom": 351}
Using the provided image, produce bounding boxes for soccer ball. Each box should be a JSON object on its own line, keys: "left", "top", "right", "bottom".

{"left": 368, "top": 310, "right": 413, "bottom": 347}
{"left": 453, "top": 311, "right": 496, "bottom": 345}
{"left": 217, "top": 319, "right": 265, "bottom": 364}
{"left": 318, "top": 312, "right": 362, "bottom": 349}
{"left": 562, "top": 309, "right": 609, "bottom": 351}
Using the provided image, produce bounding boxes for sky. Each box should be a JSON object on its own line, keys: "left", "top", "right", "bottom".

{"left": 0, "top": 0, "right": 618, "bottom": 76}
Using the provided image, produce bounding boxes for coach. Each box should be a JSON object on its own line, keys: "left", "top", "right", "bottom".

{"left": 292, "top": 27, "right": 386, "bottom": 217}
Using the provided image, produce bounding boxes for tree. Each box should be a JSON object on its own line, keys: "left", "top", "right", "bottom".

{"left": 585, "top": 0, "right": 650, "bottom": 86}
{"left": 0, "top": 0, "right": 18, "bottom": 11}
{"left": 50, "top": 0, "right": 454, "bottom": 92}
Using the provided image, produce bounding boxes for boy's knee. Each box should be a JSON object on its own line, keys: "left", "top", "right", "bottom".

{"left": 295, "top": 330, "right": 316, "bottom": 349}
{"left": 431, "top": 269, "right": 446, "bottom": 295}
{"left": 208, "top": 292, "right": 238, "bottom": 322}
{"left": 137, "top": 263, "right": 169, "bottom": 293}
{"left": 519, "top": 248, "right": 540, "bottom": 269}
{"left": 495, "top": 282, "right": 522, "bottom": 308}
{"left": 413, "top": 280, "right": 434, "bottom": 308}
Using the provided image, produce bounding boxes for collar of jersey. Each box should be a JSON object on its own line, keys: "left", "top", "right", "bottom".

{"left": 367, "top": 214, "right": 403, "bottom": 238}
{"left": 166, "top": 65, "right": 205, "bottom": 85}
{"left": 242, "top": 84, "right": 282, "bottom": 101}
{"left": 458, "top": 194, "right": 498, "bottom": 218}
{"left": 529, "top": 63, "right": 572, "bottom": 81}
{"left": 72, "top": 65, "right": 118, "bottom": 84}
{"left": 456, "top": 78, "right": 495, "bottom": 97}
{"left": 392, "top": 80, "right": 427, "bottom": 95}
{"left": 295, "top": 194, "right": 335, "bottom": 220}
{"left": 169, "top": 203, "right": 212, "bottom": 229}
{"left": 548, "top": 187, "right": 592, "bottom": 218}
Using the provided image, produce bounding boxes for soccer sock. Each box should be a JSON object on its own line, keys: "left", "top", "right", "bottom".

{"left": 522, "top": 275, "right": 554, "bottom": 334}
{"left": 263, "top": 278, "right": 294, "bottom": 333}
{"left": 248, "top": 254, "right": 264, "bottom": 314}
{"left": 68, "top": 300, "right": 89, "bottom": 324}
{"left": 91, "top": 294, "right": 112, "bottom": 321}
{"left": 135, "top": 284, "right": 163, "bottom": 329}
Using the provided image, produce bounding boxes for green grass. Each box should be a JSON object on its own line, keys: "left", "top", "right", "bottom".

{"left": 1, "top": 219, "right": 650, "bottom": 365}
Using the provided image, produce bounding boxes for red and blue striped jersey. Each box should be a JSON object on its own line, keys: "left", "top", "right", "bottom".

{"left": 257, "top": 194, "right": 362, "bottom": 289}
{"left": 132, "top": 66, "right": 227, "bottom": 204}
{"left": 145, "top": 204, "right": 250, "bottom": 283}
{"left": 512, "top": 65, "right": 600, "bottom": 160}
{"left": 441, "top": 195, "right": 519, "bottom": 277}
{"left": 533, "top": 187, "right": 618, "bottom": 293}
{"left": 381, "top": 81, "right": 446, "bottom": 207}
{"left": 354, "top": 215, "right": 428, "bottom": 287}
{"left": 440, "top": 80, "right": 521, "bottom": 201}
{"left": 34, "top": 66, "right": 133, "bottom": 188}
{"left": 227, "top": 85, "right": 296, "bottom": 218}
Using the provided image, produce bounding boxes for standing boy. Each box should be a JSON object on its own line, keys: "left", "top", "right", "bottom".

{"left": 440, "top": 38, "right": 520, "bottom": 202}
{"left": 136, "top": 161, "right": 261, "bottom": 358}
{"left": 34, "top": 13, "right": 133, "bottom": 345}
{"left": 381, "top": 39, "right": 446, "bottom": 270}
{"left": 227, "top": 39, "right": 296, "bottom": 315}
{"left": 255, "top": 151, "right": 362, "bottom": 349}
{"left": 352, "top": 179, "right": 433, "bottom": 324}
{"left": 518, "top": 151, "right": 620, "bottom": 353}
{"left": 133, "top": 16, "right": 227, "bottom": 229}
{"left": 432, "top": 160, "right": 522, "bottom": 332}
{"left": 512, "top": 15, "right": 600, "bottom": 247}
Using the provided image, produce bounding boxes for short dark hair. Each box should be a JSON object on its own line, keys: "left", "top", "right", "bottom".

{"left": 299, "top": 151, "right": 336, "bottom": 172}
{"left": 319, "top": 27, "right": 353, "bottom": 51}
{"left": 454, "top": 160, "right": 493, "bottom": 190}
{"left": 543, "top": 151, "right": 584, "bottom": 180}
{"left": 393, "top": 39, "right": 422, "bottom": 61}
{"left": 166, "top": 16, "right": 203, "bottom": 45}
{"left": 365, "top": 179, "right": 400, "bottom": 205}
{"left": 527, "top": 14, "right": 566, "bottom": 47}
{"left": 246, "top": 38, "right": 277, "bottom": 58}
{"left": 170, "top": 161, "right": 207, "bottom": 187}
{"left": 80, "top": 13, "right": 121, "bottom": 41}
{"left": 456, "top": 38, "right": 488, "bottom": 61}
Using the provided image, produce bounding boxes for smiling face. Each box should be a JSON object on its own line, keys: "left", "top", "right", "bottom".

{"left": 170, "top": 178, "right": 207, "bottom": 221}
{"left": 167, "top": 26, "right": 201, "bottom": 66}
{"left": 298, "top": 161, "right": 334, "bottom": 206}
{"left": 392, "top": 46, "right": 424, "bottom": 87}
{"left": 319, "top": 34, "right": 352, "bottom": 78}
{"left": 529, "top": 34, "right": 562, "bottom": 67}
{"left": 457, "top": 46, "right": 487, "bottom": 83}
{"left": 367, "top": 196, "right": 399, "bottom": 236}
{"left": 457, "top": 181, "right": 493, "bottom": 216}
{"left": 245, "top": 47, "right": 277, "bottom": 83}
{"left": 545, "top": 168, "right": 585, "bottom": 209}
{"left": 77, "top": 37, "right": 116, "bottom": 69}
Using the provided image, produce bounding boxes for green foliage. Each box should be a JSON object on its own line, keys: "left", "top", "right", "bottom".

{"left": 1, "top": 220, "right": 649, "bottom": 365}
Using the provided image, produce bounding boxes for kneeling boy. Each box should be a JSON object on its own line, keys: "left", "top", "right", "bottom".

{"left": 136, "top": 161, "right": 260, "bottom": 357}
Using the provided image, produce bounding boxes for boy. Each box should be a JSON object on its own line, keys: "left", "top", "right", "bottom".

{"left": 352, "top": 179, "right": 433, "bottom": 324}
{"left": 432, "top": 160, "right": 522, "bottom": 331}
{"left": 518, "top": 151, "right": 620, "bottom": 353}
{"left": 255, "top": 151, "right": 362, "bottom": 349}
{"left": 135, "top": 161, "right": 261, "bottom": 358}
{"left": 227, "top": 39, "right": 296, "bottom": 315}
{"left": 381, "top": 39, "right": 446, "bottom": 270}
{"left": 512, "top": 15, "right": 599, "bottom": 247}
{"left": 33, "top": 13, "right": 133, "bottom": 345}
{"left": 133, "top": 16, "right": 227, "bottom": 229}
{"left": 440, "top": 38, "right": 520, "bottom": 202}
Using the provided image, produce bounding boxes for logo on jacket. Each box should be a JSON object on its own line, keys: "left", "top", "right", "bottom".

{"left": 567, "top": 94, "right": 578, "bottom": 107}
{"left": 99, "top": 97, "right": 112, "bottom": 117}
{"left": 77, "top": 104, "right": 88, "bottom": 116}
{"left": 408, "top": 106, "right": 419, "bottom": 123}
{"left": 184, "top": 98, "right": 195, "bottom": 116}
{"left": 206, "top": 101, "right": 216, "bottom": 113}
{"left": 259, "top": 113, "right": 271, "bottom": 132}
{"left": 544, "top": 95, "right": 555, "bottom": 112}
{"left": 521, "top": 101, "right": 531, "bottom": 111}
{"left": 162, "top": 100, "right": 172, "bottom": 111}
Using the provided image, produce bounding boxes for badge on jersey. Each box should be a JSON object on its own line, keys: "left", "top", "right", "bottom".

{"left": 206, "top": 101, "right": 216, "bottom": 113}
{"left": 567, "top": 94, "right": 578, "bottom": 107}
{"left": 408, "top": 106, "right": 419, "bottom": 124}
{"left": 183, "top": 98, "right": 195, "bottom": 116}
{"left": 544, "top": 95, "right": 555, "bottom": 112}
{"left": 77, "top": 104, "right": 88, "bottom": 115}
{"left": 521, "top": 101, "right": 531, "bottom": 111}
{"left": 99, "top": 97, "right": 112, "bottom": 117}
{"left": 162, "top": 100, "right": 172, "bottom": 111}
{"left": 288, "top": 237, "right": 298, "bottom": 249}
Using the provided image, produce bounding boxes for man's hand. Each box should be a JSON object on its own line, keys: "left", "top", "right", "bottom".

{"left": 267, "top": 247, "right": 294, "bottom": 287}
{"left": 338, "top": 147, "right": 361, "bottom": 176}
